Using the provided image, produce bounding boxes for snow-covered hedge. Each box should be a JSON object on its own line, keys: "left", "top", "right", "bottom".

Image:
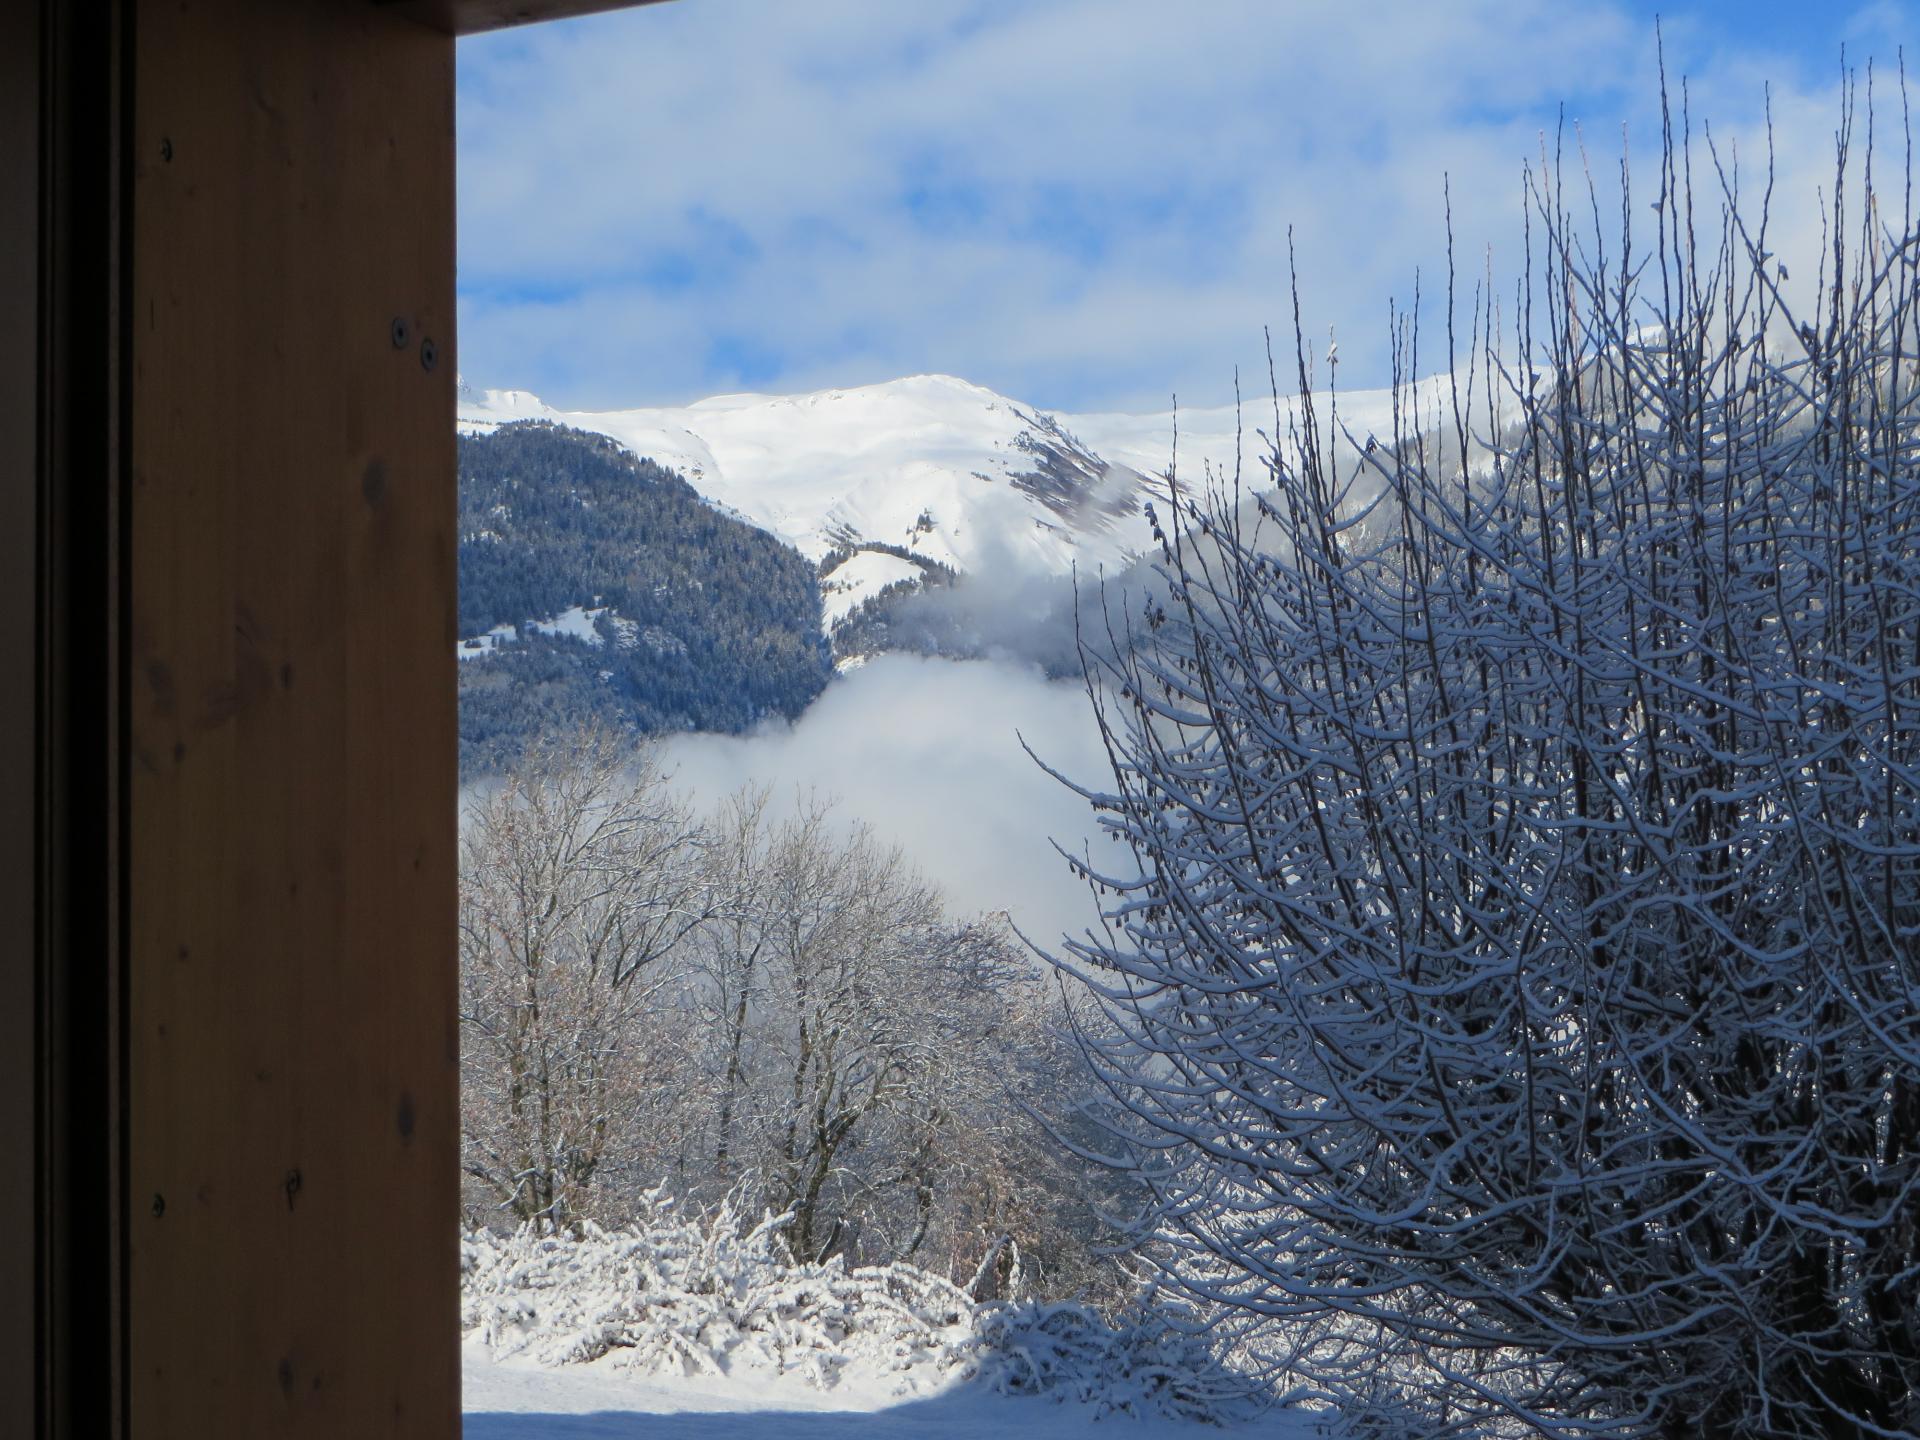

{"left": 460, "top": 1191, "right": 1260, "bottom": 1425}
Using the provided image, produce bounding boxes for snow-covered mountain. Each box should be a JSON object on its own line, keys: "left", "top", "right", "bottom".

{"left": 458, "top": 374, "right": 1180, "bottom": 627}
{"left": 457, "top": 368, "right": 1465, "bottom": 640}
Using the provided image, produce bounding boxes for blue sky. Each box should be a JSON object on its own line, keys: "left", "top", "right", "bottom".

{"left": 456, "top": 0, "right": 1920, "bottom": 414}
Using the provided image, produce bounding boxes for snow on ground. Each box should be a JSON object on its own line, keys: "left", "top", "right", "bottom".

{"left": 460, "top": 622, "right": 521, "bottom": 662}
{"left": 460, "top": 605, "right": 628, "bottom": 661}
{"left": 526, "top": 605, "right": 608, "bottom": 647}
{"left": 461, "top": 1355, "right": 1275, "bottom": 1437}
{"left": 462, "top": 1346, "right": 1310, "bottom": 1440}
{"left": 460, "top": 1204, "right": 1313, "bottom": 1440}
{"left": 819, "top": 550, "right": 926, "bottom": 628}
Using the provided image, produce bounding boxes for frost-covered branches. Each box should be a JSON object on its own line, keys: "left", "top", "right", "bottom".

{"left": 460, "top": 742, "right": 1128, "bottom": 1298}
{"left": 460, "top": 728, "right": 709, "bottom": 1227}
{"left": 665, "top": 794, "right": 1125, "bottom": 1294}
{"left": 1058, "top": 73, "right": 1920, "bottom": 1440}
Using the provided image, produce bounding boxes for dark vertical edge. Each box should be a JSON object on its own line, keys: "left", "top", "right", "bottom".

{"left": 113, "top": 2, "right": 136, "bottom": 1435}
{"left": 36, "top": 1, "right": 129, "bottom": 1437}
{"left": 0, "top": 3, "right": 39, "bottom": 1433}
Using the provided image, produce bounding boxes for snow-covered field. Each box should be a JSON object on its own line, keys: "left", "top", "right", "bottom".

{"left": 818, "top": 548, "right": 923, "bottom": 627}
{"left": 459, "top": 1203, "right": 1317, "bottom": 1440}
{"left": 463, "top": 1346, "right": 1306, "bottom": 1439}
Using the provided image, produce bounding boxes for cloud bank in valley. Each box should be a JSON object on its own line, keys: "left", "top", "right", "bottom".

{"left": 659, "top": 654, "right": 1128, "bottom": 948}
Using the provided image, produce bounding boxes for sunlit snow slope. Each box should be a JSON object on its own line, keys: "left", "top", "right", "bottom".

{"left": 459, "top": 374, "right": 1166, "bottom": 621}
{"left": 457, "top": 369, "right": 1457, "bottom": 629}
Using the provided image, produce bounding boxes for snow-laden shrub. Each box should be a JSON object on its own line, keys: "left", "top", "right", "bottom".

{"left": 460, "top": 1191, "right": 1260, "bottom": 1424}
{"left": 462, "top": 1192, "right": 974, "bottom": 1389}
{"left": 970, "top": 1297, "right": 1260, "bottom": 1425}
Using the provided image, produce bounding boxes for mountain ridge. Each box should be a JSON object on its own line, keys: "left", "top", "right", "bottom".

{"left": 456, "top": 367, "right": 1463, "bottom": 681}
{"left": 458, "top": 373, "right": 1179, "bottom": 633}
{"left": 458, "top": 367, "right": 1457, "bottom": 593}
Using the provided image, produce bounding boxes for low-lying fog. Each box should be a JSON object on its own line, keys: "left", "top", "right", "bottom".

{"left": 660, "top": 653, "right": 1127, "bottom": 947}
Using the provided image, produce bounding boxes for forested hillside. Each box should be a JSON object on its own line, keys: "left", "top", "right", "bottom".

{"left": 458, "top": 423, "right": 831, "bottom": 775}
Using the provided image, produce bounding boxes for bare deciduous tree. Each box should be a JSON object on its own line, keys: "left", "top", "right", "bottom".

{"left": 1057, "top": 75, "right": 1920, "bottom": 1439}
{"left": 458, "top": 745, "right": 1132, "bottom": 1299}
{"left": 678, "top": 794, "right": 974, "bottom": 1262}
{"left": 459, "top": 729, "right": 707, "bottom": 1227}
{"left": 663, "top": 792, "right": 1127, "bottom": 1288}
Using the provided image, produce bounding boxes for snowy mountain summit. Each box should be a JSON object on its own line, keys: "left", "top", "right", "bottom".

{"left": 458, "top": 373, "right": 1178, "bottom": 628}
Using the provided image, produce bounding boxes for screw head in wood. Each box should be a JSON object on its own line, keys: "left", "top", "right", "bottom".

{"left": 420, "top": 337, "right": 438, "bottom": 373}
{"left": 391, "top": 316, "right": 410, "bottom": 349}
{"left": 159, "top": 137, "right": 173, "bottom": 163}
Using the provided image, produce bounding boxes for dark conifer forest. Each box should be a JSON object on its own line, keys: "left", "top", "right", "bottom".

{"left": 457, "top": 423, "right": 831, "bottom": 775}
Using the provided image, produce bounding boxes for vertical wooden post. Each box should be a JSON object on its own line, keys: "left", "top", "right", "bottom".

{"left": 127, "top": 2, "right": 458, "bottom": 1434}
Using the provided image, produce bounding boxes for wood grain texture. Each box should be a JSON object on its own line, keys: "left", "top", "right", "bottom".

{"left": 381, "top": 0, "right": 672, "bottom": 37}
{"left": 129, "top": 2, "right": 458, "bottom": 1434}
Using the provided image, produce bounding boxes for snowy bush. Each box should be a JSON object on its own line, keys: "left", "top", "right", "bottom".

{"left": 460, "top": 1191, "right": 1260, "bottom": 1424}
{"left": 1053, "top": 75, "right": 1920, "bottom": 1440}
{"left": 970, "top": 1297, "right": 1260, "bottom": 1425}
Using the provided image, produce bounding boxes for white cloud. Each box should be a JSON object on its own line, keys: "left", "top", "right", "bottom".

{"left": 657, "top": 655, "right": 1124, "bottom": 946}
{"left": 455, "top": 1, "right": 1919, "bottom": 411}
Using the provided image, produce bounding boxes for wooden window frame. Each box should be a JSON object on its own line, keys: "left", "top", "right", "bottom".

{"left": 16, "top": 4, "right": 671, "bottom": 1435}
